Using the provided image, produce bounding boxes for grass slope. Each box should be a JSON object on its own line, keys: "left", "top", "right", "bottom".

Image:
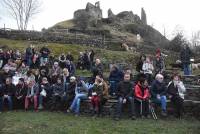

{"left": 0, "top": 111, "right": 199, "bottom": 134}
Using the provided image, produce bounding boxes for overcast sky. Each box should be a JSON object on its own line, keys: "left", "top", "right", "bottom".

{"left": 0, "top": 0, "right": 200, "bottom": 39}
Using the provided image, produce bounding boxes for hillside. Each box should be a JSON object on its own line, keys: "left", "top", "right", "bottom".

{"left": 49, "top": 2, "right": 169, "bottom": 53}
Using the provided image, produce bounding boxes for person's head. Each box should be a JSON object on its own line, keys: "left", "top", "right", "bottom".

{"left": 66, "top": 60, "right": 70, "bottom": 65}
{"left": 95, "top": 59, "right": 101, "bottom": 65}
{"left": 146, "top": 57, "right": 151, "bottom": 63}
{"left": 63, "top": 68, "right": 69, "bottom": 75}
{"left": 70, "top": 76, "right": 76, "bottom": 83}
{"left": 42, "top": 77, "right": 48, "bottom": 84}
{"left": 57, "top": 77, "right": 62, "bottom": 84}
{"left": 68, "top": 52, "right": 71, "bottom": 55}
{"left": 28, "top": 79, "right": 35, "bottom": 87}
{"left": 124, "top": 73, "right": 130, "bottom": 82}
{"left": 53, "top": 62, "right": 59, "bottom": 68}
{"left": 5, "top": 77, "right": 12, "bottom": 85}
{"left": 95, "top": 75, "right": 103, "bottom": 83}
{"left": 124, "top": 68, "right": 132, "bottom": 74}
{"left": 140, "top": 54, "right": 146, "bottom": 61}
{"left": 155, "top": 74, "right": 164, "bottom": 83}
{"left": 140, "top": 79, "right": 148, "bottom": 88}
{"left": 172, "top": 73, "right": 181, "bottom": 84}
{"left": 18, "top": 78, "right": 25, "bottom": 85}
{"left": 111, "top": 64, "right": 118, "bottom": 72}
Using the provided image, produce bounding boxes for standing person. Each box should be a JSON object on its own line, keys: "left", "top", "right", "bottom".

{"left": 154, "top": 49, "right": 165, "bottom": 75}
{"left": 150, "top": 74, "right": 167, "bottom": 116}
{"left": 114, "top": 73, "right": 135, "bottom": 120}
{"left": 25, "top": 45, "right": 33, "bottom": 66}
{"left": 59, "top": 53, "right": 66, "bottom": 69}
{"left": 142, "top": 56, "right": 154, "bottom": 84}
{"left": 180, "top": 44, "right": 192, "bottom": 75}
{"left": 65, "top": 60, "right": 76, "bottom": 76}
{"left": 136, "top": 54, "right": 146, "bottom": 74}
{"left": 167, "top": 74, "right": 186, "bottom": 118}
{"left": 108, "top": 65, "right": 124, "bottom": 96}
{"left": 89, "top": 50, "right": 95, "bottom": 70}
{"left": 92, "top": 59, "right": 103, "bottom": 82}
{"left": 66, "top": 52, "right": 74, "bottom": 62}
{"left": 39, "top": 45, "right": 50, "bottom": 66}
{"left": 83, "top": 50, "right": 90, "bottom": 70}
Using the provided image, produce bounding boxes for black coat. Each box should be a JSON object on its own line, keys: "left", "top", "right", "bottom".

{"left": 116, "top": 81, "right": 133, "bottom": 98}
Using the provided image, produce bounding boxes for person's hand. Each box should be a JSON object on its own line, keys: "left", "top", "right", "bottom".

{"left": 4, "top": 95, "right": 8, "bottom": 98}
{"left": 88, "top": 96, "right": 92, "bottom": 99}
{"left": 157, "top": 94, "right": 161, "bottom": 100}
{"left": 123, "top": 98, "right": 127, "bottom": 104}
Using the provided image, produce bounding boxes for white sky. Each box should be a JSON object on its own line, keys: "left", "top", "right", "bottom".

{"left": 0, "top": 0, "right": 200, "bottom": 39}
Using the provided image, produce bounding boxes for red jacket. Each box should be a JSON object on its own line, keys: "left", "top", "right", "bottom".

{"left": 134, "top": 82, "right": 150, "bottom": 100}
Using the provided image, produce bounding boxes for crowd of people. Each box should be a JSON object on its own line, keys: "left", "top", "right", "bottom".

{"left": 0, "top": 45, "right": 188, "bottom": 120}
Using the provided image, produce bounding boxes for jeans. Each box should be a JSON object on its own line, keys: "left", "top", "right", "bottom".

{"left": 4, "top": 96, "right": 13, "bottom": 110}
{"left": 25, "top": 96, "right": 38, "bottom": 110}
{"left": 109, "top": 81, "right": 118, "bottom": 95}
{"left": 39, "top": 95, "right": 45, "bottom": 107}
{"left": 0, "top": 97, "right": 3, "bottom": 111}
{"left": 70, "top": 93, "right": 87, "bottom": 114}
{"left": 153, "top": 95, "right": 167, "bottom": 111}
{"left": 183, "top": 64, "right": 191, "bottom": 75}
{"left": 116, "top": 97, "right": 135, "bottom": 118}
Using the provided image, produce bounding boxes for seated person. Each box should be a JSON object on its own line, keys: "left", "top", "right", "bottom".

{"left": 114, "top": 73, "right": 135, "bottom": 120}
{"left": 0, "top": 81, "right": 5, "bottom": 112}
{"left": 67, "top": 79, "right": 93, "bottom": 116}
{"left": 134, "top": 78, "right": 150, "bottom": 118}
{"left": 90, "top": 75, "right": 108, "bottom": 117}
{"left": 51, "top": 77, "right": 65, "bottom": 111}
{"left": 65, "top": 76, "right": 77, "bottom": 110}
{"left": 15, "top": 78, "right": 27, "bottom": 109}
{"left": 150, "top": 74, "right": 167, "bottom": 116}
{"left": 25, "top": 79, "right": 39, "bottom": 111}
{"left": 38, "top": 77, "right": 51, "bottom": 110}
{"left": 167, "top": 74, "right": 186, "bottom": 118}
{"left": 4, "top": 77, "right": 16, "bottom": 111}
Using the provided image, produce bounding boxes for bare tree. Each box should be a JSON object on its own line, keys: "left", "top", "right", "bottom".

{"left": 1, "top": 0, "right": 41, "bottom": 30}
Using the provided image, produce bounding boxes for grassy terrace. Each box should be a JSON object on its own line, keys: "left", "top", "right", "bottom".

{"left": 0, "top": 111, "right": 199, "bottom": 134}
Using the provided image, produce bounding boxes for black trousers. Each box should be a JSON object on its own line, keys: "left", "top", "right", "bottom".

{"left": 171, "top": 96, "right": 184, "bottom": 118}
{"left": 134, "top": 99, "right": 149, "bottom": 117}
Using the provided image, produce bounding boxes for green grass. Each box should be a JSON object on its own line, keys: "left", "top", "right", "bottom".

{"left": 0, "top": 111, "right": 199, "bottom": 134}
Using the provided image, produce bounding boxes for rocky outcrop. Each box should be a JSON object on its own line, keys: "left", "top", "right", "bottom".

{"left": 108, "top": 8, "right": 115, "bottom": 18}
{"left": 74, "top": 2, "right": 102, "bottom": 20}
{"left": 141, "top": 8, "right": 147, "bottom": 25}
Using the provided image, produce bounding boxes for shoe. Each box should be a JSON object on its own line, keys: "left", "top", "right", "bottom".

{"left": 131, "top": 116, "right": 136, "bottom": 120}
{"left": 114, "top": 117, "right": 120, "bottom": 121}
{"left": 145, "top": 115, "right": 151, "bottom": 119}
{"left": 75, "top": 114, "right": 79, "bottom": 117}
{"left": 161, "top": 111, "right": 167, "bottom": 117}
{"left": 67, "top": 109, "right": 72, "bottom": 113}
{"left": 38, "top": 105, "right": 43, "bottom": 110}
